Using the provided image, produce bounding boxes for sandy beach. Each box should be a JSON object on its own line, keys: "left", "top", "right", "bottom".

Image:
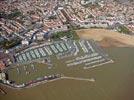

{"left": 76, "top": 29, "right": 134, "bottom": 47}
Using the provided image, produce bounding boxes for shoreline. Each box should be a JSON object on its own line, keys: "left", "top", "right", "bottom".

{"left": 76, "top": 29, "right": 134, "bottom": 47}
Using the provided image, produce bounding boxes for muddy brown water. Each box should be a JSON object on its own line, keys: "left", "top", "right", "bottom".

{"left": 0, "top": 47, "right": 134, "bottom": 100}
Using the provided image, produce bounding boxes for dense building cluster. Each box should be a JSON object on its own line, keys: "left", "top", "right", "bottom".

{"left": 0, "top": 0, "right": 134, "bottom": 45}
{"left": 1, "top": 0, "right": 133, "bottom": 89}
{"left": 0, "top": 0, "right": 133, "bottom": 69}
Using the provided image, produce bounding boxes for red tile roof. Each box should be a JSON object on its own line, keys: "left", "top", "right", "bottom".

{"left": 0, "top": 61, "right": 6, "bottom": 71}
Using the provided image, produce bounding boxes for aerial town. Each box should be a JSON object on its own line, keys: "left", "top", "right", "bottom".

{"left": 0, "top": 0, "right": 134, "bottom": 100}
